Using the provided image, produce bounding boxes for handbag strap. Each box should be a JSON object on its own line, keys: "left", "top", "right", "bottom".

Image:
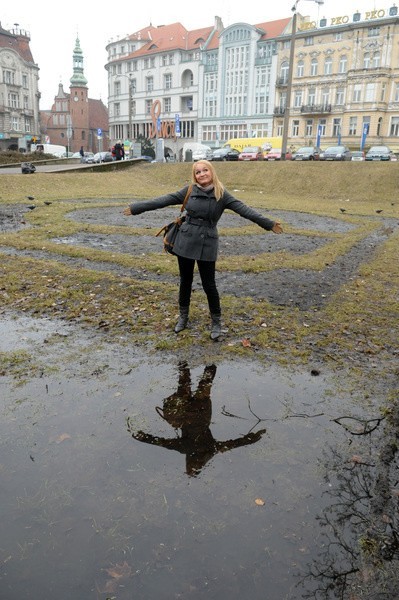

{"left": 180, "top": 184, "right": 192, "bottom": 212}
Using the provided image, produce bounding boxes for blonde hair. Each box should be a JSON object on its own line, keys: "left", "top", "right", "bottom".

{"left": 192, "top": 160, "right": 224, "bottom": 201}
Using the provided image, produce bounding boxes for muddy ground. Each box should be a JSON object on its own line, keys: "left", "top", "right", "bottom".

{"left": 1, "top": 197, "right": 399, "bottom": 599}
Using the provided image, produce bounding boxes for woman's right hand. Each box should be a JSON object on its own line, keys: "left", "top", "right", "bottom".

{"left": 123, "top": 207, "right": 132, "bottom": 216}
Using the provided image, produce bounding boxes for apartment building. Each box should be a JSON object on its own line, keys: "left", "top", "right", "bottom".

{"left": 274, "top": 4, "right": 399, "bottom": 149}
{"left": 106, "top": 17, "right": 290, "bottom": 158}
{"left": 0, "top": 23, "right": 40, "bottom": 151}
{"left": 106, "top": 6, "right": 399, "bottom": 155}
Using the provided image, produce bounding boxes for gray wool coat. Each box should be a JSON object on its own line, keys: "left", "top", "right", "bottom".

{"left": 129, "top": 184, "right": 276, "bottom": 262}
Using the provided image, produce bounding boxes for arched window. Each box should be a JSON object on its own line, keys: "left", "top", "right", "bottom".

{"left": 297, "top": 60, "right": 304, "bottom": 77}
{"left": 339, "top": 55, "right": 347, "bottom": 73}
{"left": 324, "top": 56, "right": 332, "bottom": 75}
{"left": 363, "top": 52, "right": 370, "bottom": 68}
{"left": 310, "top": 58, "right": 318, "bottom": 76}
{"left": 373, "top": 51, "right": 381, "bottom": 68}
{"left": 281, "top": 61, "right": 289, "bottom": 83}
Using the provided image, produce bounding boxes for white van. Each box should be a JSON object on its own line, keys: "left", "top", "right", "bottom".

{"left": 31, "top": 143, "right": 66, "bottom": 157}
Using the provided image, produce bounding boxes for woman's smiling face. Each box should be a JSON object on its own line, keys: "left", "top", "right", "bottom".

{"left": 194, "top": 162, "right": 213, "bottom": 187}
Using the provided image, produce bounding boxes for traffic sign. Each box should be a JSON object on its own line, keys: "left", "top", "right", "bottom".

{"left": 97, "top": 128, "right": 102, "bottom": 137}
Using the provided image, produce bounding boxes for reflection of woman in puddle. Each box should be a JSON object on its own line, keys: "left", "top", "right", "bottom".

{"left": 128, "top": 362, "right": 266, "bottom": 477}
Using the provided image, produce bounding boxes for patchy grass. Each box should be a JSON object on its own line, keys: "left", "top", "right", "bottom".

{"left": 0, "top": 162, "right": 398, "bottom": 391}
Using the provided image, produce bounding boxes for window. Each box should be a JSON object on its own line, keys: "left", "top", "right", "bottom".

{"left": 297, "top": 60, "right": 304, "bottom": 77}
{"left": 324, "top": 57, "right": 332, "bottom": 75}
{"left": 11, "top": 116, "right": 19, "bottom": 130}
{"left": 23, "top": 95, "right": 29, "bottom": 109}
{"left": 322, "top": 88, "right": 330, "bottom": 106}
{"left": 145, "top": 99, "right": 152, "bottom": 114}
{"left": 306, "top": 119, "right": 313, "bottom": 136}
{"left": 276, "top": 122, "right": 284, "bottom": 136}
{"left": 395, "top": 82, "right": 399, "bottom": 102}
{"left": 114, "top": 102, "right": 120, "bottom": 116}
{"left": 114, "top": 81, "right": 121, "bottom": 96}
{"left": 304, "top": 36, "right": 314, "bottom": 46}
{"left": 146, "top": 76, "right": 154, "bottom": 92}
{"left": 130, "top": 79, "right": 137, "bottom": 94}
{"left": 117, "top": 64, "right": 122, "bottom": 74}
{"left": 162, "top": 53, "right": 174, "bottom": 66}
{"left": 22, "top": 74, "right": 28, "bottom": 88}
{"left": 308, "top": 87, "right": 316, "bottom": 105}
{"left": 333, "top": 118, "right": 342, "bottom": 137}
{"left": 310, "top": 58, "right": 318, "bottom": 76}
{"left": 365, "top": 83, "right": 375, "bottom": 102}
{"left": 164, "top": 73, "right": 172, "bottom": 89}
{"left": 9, "top": 93, "right": 19, "bottom": 108}
{"left": 292, "top": 120, "right": 300, "bottom": 136}
{"left": 390, "top": 116, "right": 399, "bottom": 136}
{"left": 163, "top": 97, "right": 171, "bottom": 112}
{"left": 334, "top": 32, "right": 343, "bottom": 41}
{"left": 381, "top": 83, "right": 386, "bottom": 101}
{"left": 373, "top": 52, "right": 380, "bottom": 68}
{"left": 144, "top": 57, "right": 155, "bottom": 69}
{"left": 25, "top": 118, "right": 31, "bottom": 132}
{"left": 318, "top": 119, "right": 326, "bottom": 136}
{"left": 280, "top": 61, "right": 289, "bottom": 83}
{"left": 352, "top": 84, "right": 361, "bottom": 102}
{"left": 294, "top": 90, "right": 303, "bottom": 108}
{"left": 368, "top": 27, "right": 380, "bottom": 37}
{"left": 3, "top": 69, "right": 15, "bottom": 84}
{"left": 336, "top": 87, "right": 345, "bottom": 105}
{"left": 363, "top": 52, "right": 370, "bottom": 69}
{"left": 339, "top": 55, "right": 347, "bottom": 73}
{"left": 349, "top": 116, "right": 357, "bottom": 135}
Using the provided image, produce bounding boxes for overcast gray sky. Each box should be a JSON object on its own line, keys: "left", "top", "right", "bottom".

{"left": 2, "top": 0, "right": 388, "bottom": 108}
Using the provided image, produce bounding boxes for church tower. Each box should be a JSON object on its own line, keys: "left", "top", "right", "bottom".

{"left": 69, "top": 36, "right": 89, "bottom": 149}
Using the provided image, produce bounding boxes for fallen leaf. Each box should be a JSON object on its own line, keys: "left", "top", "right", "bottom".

{"left": 105, "top": 561, "right": 132, "bottom": 580}
{"left": 242, "top": 338, "right": 251, "bottom": 347}
{"left": 55, "top": 433, "right": 71, "bottom": 444}
{"left": 255, "top": 498, "right": 265, "bottom": 506}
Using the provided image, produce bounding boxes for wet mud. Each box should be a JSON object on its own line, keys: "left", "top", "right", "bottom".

{"left": 1, "top": 313, "right": 399, "bottom": 599}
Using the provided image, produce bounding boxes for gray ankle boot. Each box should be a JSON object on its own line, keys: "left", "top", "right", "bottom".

{"left": 174, "top": 306, "right": 189, "bottom": 333}
{"left": 210, "top": 313, "right": 222, "bottom": 340}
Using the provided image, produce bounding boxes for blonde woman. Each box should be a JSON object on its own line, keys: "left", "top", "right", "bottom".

{"left": 124, "top": 160, "right": 282, "bottom": 339}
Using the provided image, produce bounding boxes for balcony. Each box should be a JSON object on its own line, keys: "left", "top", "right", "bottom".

{"left": 274, "top": 106, "right": 286, "bottom": 115}
{"left": 300, "top": 104, "right": 332, "bottom": 114}
{"left": 276, "top": 77, "right": 288, "bottom": 88}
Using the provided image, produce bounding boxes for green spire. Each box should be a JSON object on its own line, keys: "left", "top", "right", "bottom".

{"left": 70, "top": 36, "right": 88, "bottom": 87}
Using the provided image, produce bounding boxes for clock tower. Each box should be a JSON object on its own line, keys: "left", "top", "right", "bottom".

{"left": 69, "top": 36, "right": 89, "bottom": 150}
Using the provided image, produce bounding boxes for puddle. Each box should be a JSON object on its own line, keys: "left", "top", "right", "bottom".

{"left": 1, "top": 314, "right": 398, "bottom": 599}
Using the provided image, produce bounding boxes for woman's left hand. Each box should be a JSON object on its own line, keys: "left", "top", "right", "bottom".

{"left": 123, "top": 207, "right": 132, "bottom": 216}
{"left": 272, "top": 222, "right": 283, "bottom": 234}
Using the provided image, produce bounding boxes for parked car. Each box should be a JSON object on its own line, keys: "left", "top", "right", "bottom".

{"left": 365, "top": 145, "right": 395, "bottom": 161}
{"left": 264, "top": 148, "right": 292, "bottom": 161}
{"left": 319, "top": 145, "right": 352, "bottom": 161}
{"left": 192, "top": 147, "right": 213, "bottom": 161}
{"left": 238, "top": 146, "right": 264, "bottom": 161}
{"left": 93, "top": 151, "right": 114, "bottom": 163}
{"left": 291, "top": 146, "right": 322, "bottom": 161}
{"left": 351, "top": 150, "right": 365, "bottom": 161}
{"left": 71, "top": 151, "right": 95, "bottom": 163}
{"left": 211, "top": 147, "right": 240, "bottom": 161}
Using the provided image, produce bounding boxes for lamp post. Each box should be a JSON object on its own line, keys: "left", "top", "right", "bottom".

{"left": 281, "top": 0, "right": 324, "bottom": 160}
{"left": 116, "top": 75, "right": 134, "bottom": 150}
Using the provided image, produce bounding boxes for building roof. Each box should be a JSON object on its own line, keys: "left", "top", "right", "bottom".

{"left": 0, "top": 24, "right": 35, "bottom": 63}
{"left": 109, "top": 17, "right": 292, "bottom": 60}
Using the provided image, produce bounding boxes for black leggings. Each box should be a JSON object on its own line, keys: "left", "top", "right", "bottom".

{"left": 177, "top": 256, "right": 221, "bottom": 315}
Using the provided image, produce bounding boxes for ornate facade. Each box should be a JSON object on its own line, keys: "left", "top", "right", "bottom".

{"left": 275, "top": 4, "right": 399, "bottom": 149}
{"left": 107, "top": 6, "right": 399, "bottom": 154}
{"left": 0, "top": 23, "right": 40, "bottom": 151}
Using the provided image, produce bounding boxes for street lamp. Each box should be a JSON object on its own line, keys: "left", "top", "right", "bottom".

{"left": 116, "top": 75, "right": 134, "bottom": 146}
{"left": 281, "top": 0, "right": 324, "bottom": 160}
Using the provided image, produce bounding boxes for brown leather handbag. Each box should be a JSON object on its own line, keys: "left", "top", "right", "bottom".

{"left": 155, "top": 185, "right": 192, "bottom": 254}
